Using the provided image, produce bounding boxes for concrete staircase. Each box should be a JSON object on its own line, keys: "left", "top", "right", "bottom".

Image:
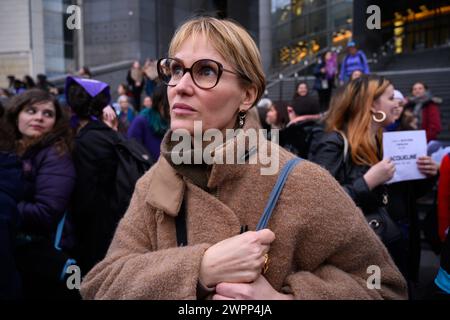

{"left": 266, "top": 46, "right": 450, "bottom": 141}
{"left": 377, "top": 68, "right": 450, "bottom": 141}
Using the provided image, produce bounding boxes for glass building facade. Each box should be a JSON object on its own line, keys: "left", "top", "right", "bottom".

{"left": 353, "top": 0, "right": 450, "bottom": 56}
{"left": 271, "top": 0, "right": 353, "bottom": 71}
{"left": 381, "top": 0, "right": 450, "bottom": 53}
{"left": 43, "top": 0, "right": 76, "bottom": 77}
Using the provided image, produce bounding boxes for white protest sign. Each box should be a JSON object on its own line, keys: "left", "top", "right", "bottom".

{"left": 382, "top": 130, "right": 427, "bottom": 184}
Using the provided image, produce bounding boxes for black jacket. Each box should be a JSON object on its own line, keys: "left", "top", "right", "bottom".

{"left": 71, "top": 121, "right": 120, "bottom": 274}
{"left": 279, "top": 120, "right": 323, "bottom": 159}
{"left": 0, "top": 152, "right": 23, "bottom": 299}
{"left": 309, "top": 131, "right": 386, "bottom": 214}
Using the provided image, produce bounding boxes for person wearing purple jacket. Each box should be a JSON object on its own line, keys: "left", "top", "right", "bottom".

{"left": 5, "top": 89, "right": 76, "bottom": 299}
{"left": 339, "top": 41, "right": 370, "bottom": 84}
{"left": 127, "top": 84, "right": 169, "bottom": 160}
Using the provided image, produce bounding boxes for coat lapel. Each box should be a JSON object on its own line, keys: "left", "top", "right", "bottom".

{"left": 185, "top": 182, "right": 240, "bottom": 244}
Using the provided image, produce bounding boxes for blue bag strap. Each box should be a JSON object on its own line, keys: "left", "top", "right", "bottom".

{"left": 60, "top": 258, "right": 77, "bottom": 282}
{"left": 54, "top": 212, "right": 67, "bottom": 251}
{"left": 256, "top": 157, "right": 302, "bottom": 231}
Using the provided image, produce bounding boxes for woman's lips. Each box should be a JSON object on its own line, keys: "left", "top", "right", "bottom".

{"left": 172, "top": 103, "right": 197, "bottom": 115}
{"left": 30, "top": 125, "right": 44, "bottom": 131}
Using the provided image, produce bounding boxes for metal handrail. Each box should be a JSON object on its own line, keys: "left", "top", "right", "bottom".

{"left": 266, "top": 46, "right": 342, "bottom": 90}
{"left": 48, "top": 59, "right": 135, "bottom": 85}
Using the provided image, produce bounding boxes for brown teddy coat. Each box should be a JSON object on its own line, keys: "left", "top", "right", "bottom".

{"left": 80, "top": 125, "right": 407, "bottom": 300}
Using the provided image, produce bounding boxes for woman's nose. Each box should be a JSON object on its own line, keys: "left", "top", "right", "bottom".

{"left": 174, "top": 72, "right": 195, "bottom": 94}
{"left": 34, "top": 112, "right": 44, "bottom": 121}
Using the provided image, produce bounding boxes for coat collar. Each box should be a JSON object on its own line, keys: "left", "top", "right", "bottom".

{"left": 145, "top": 156, "right": 185, "bottom": 217}
{"left": 145, "top": 109, "right": 278, "bottom": 217}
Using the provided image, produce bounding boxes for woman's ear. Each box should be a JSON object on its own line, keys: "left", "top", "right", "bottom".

{"left": 371, "top": 99, "right": 379, "bottom": 113}
{"left": 240, "top": 85, "right": 258, "bottom": 112}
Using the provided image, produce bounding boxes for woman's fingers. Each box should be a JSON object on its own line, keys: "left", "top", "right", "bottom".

{"left": 255, "top": 229, "right": 275, "bottom": 245}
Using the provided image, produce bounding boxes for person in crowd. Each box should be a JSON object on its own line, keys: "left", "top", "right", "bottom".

{"left": 4, "top": 89, "right": 76, "bottom": 299}
{"left": 265, "top": 100, "right": 289, "bottom": 130}
{"left": 280, "top": 95, "right": 322, "bottom": 159}
{"left": 313, "top": 51, "right": 337, "bottom": 111}
{"left": 127, "top": 60, "right": 145, "bottom": 112}
{"left": 438, "top": 153, "right": 450, "bottom": 243}
{"left": 117, "top": 83, "right": 130, "bottom": 97}
{"left": 339, "top": 41, "right": 370, "bottom": 85}
{"left": 36, "top": 74, "right": 58, "bottom": 95}
{"left": 12, "top": 80, "right": 26, "bottom": 95}
{"left": 7, "top": 75, "right": 16, "bottom": 94}
{"left": 0, "top": 119, "right": 23, "bottom": 300}
{"left": 404, "top": 81, "right": 442, "bottom": 142}
{"left": 421, "top": 155, "right": 450, "bottom": 299}
{"left": 80, "top": 17, "right": 407, "bottom": 300}
{"left": 383, "top": 89, "right": 439, "bottom": 288}
{"left": 128, "top": 84, "right": 169, "bottom": 161}
{"left": 143, "top": 59, "right": 158, "bottom": 98}
{"left": 117, "top": 95, "right": 136, "bottom": 134}
{"left": 142, "top": 96, "right": 153, "bottom": 110}
{"left": 66, "top": 76, "right": 117, "bottom": 274}
{"left": 350, "top": 69, "right": 363, "bottom": 81}
{"left": 78, "top": 66, "right": 92, "bottom": 79}
{"left": 309, "top": 75, "right": 438, "bottom": 283}
{"left": 23, "top": 76, "right": 36, "bottom": 90}
{"left": 293, "top": 81, "right": 309, "bottom": 99}
{"left": 432, "top": 233, "right": 450, "bottom": 298}
{"left": 66, "top": 76, "right": 149, "bottom": 275}
{"left": 0, "top": 88, "right": 12, "bottom": 107}
{"left": 255, "top": 98, "right": 272, "bottom": 131}
{"left": 385, "top": 90, "right": 407, "bottom": 132}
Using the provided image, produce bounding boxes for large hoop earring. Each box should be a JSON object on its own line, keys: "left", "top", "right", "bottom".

{"left": 372, "top": 111, "right": 386, "bottom": 123}
{"left": 238, "top": 110, "right": 247, "bottom": 128}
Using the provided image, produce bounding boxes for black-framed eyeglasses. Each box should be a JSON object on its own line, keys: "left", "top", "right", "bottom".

{"left": 157, "top": 57, "right": 251, "bottom": 90}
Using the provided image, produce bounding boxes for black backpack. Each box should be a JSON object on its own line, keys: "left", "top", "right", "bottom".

{"left": 110, "top": 134, "right": 154, "bottom": 216}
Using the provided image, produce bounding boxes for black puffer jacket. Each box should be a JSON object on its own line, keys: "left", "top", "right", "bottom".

{"left": 309, "top": 131, "right": 386, "bottom": 214}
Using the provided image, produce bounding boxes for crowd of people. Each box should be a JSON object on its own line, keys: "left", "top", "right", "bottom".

{"left": 0, "top": 16, "right": 449, "bottom": 301}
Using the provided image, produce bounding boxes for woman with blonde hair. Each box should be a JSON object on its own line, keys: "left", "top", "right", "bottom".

{"left": 80, "top": 17, "right": 407, "bottom": 300}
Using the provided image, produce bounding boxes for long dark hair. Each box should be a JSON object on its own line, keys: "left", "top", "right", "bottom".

{"left": 0, "top": 119, "right": 15, "bottom": 152}
{"left": 293, "top": 81, "right": 309, "bottom": 99}
{"left": 5, "top": 89, "right": 72, "bottom": 156}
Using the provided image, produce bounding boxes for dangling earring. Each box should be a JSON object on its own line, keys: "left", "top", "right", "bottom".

{"left": 238, "top": 110, "right": 247, "bottom": 128}
{"left": 372, "top": 111, "right": 386, "bottom": 123}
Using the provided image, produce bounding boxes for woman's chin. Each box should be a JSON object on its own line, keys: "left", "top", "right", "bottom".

{"left": 170, "top": 119, "right": 195, "bottom": 135}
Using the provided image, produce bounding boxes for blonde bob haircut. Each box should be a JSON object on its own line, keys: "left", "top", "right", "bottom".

{"left": 168, "top": 16, "right": 266, "bottom": 106}
{"left": 326, "top": 75, "right": 391, "bottom": 166}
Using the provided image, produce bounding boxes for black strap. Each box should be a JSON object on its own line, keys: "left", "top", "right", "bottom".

{"left": 175, "top": 201, "right": 187, "bottom": 247}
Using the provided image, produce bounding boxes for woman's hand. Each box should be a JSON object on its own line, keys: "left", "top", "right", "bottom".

{"left": 213, "top": 275, "right": 294, "bottom": 300}
{"left": 199, "top": 229, "right": 275, "bottom": 288}
{"left": 417, "top": 156, "right": 439, "bottom": 177}
{"left": 363, "top": 159, "right": 396, "bottom": 190}
{"left": 102, "top": 105, "right": 118, "bottom": 131}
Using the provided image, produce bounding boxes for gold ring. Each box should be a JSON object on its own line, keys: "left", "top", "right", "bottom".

{"left": 262, "top": 253, "right": 269, "bottom": 274}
